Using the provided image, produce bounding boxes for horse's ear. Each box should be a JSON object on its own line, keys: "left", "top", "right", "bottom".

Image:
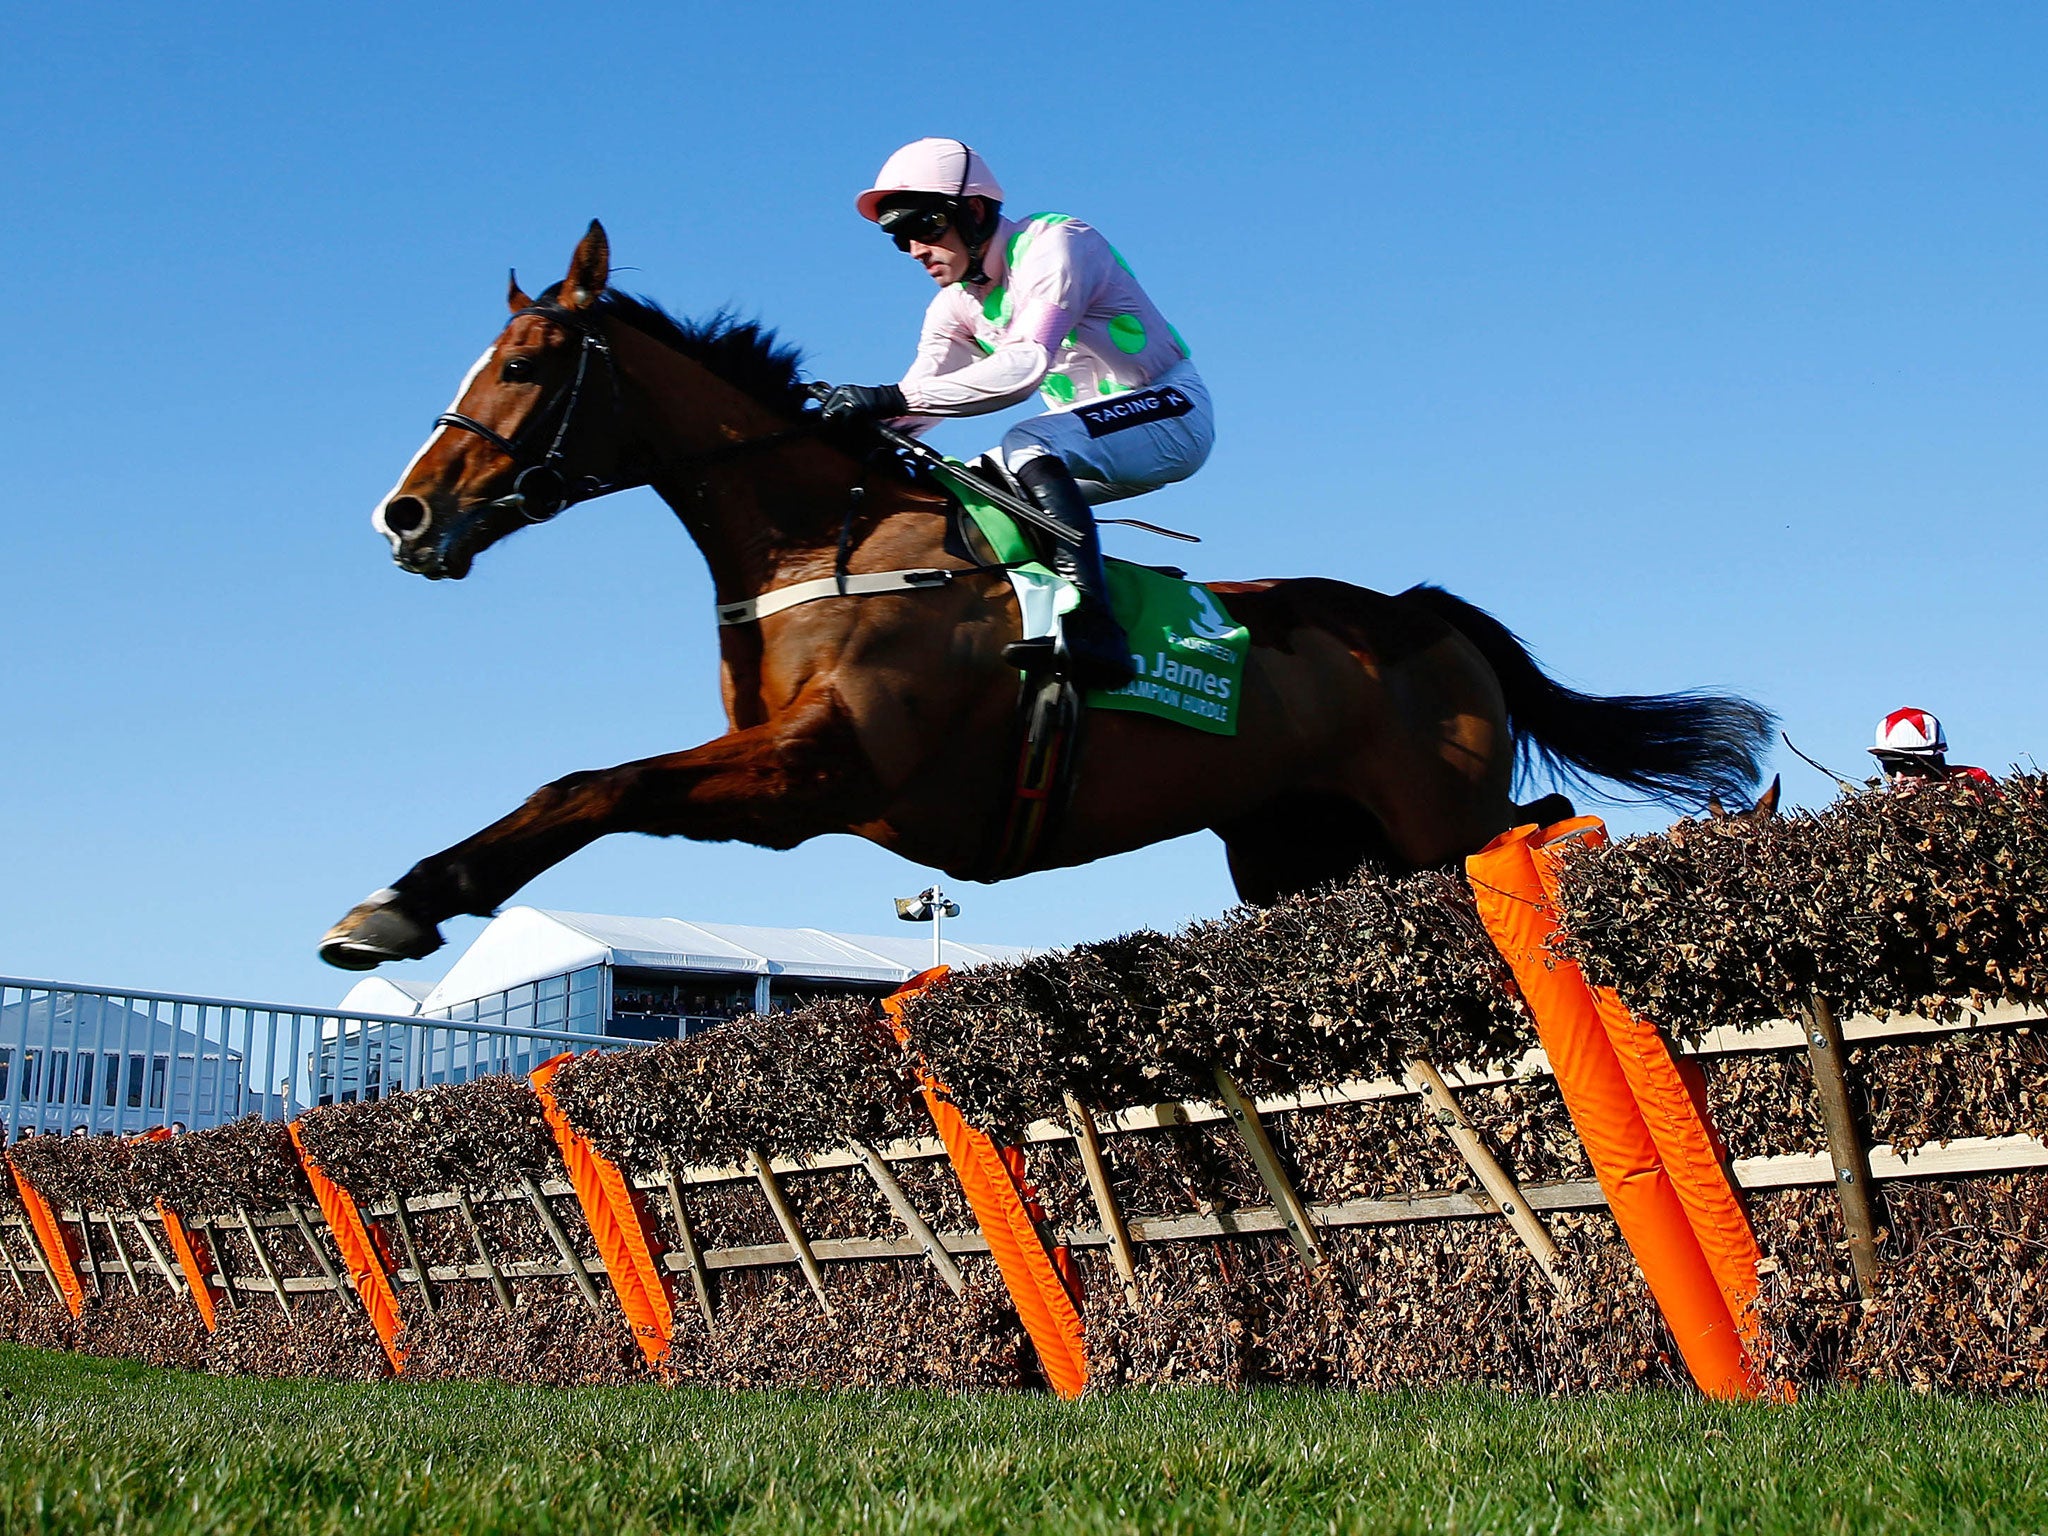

{"left": 1752, "top": 774, "right": 1782, "bottom": 819}
{"left": 560, "top": 220, "right": 610, "bottom": 311}
{"left": 507, "top": 269, "right": 533, "bottom": 313}
{"left": 1705, "top": 795, "right": 1727, "bottom": 821}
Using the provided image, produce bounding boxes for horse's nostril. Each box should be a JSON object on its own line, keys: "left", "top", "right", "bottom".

{"left": 383, "top": 496, "right": 429, "bottom": 537}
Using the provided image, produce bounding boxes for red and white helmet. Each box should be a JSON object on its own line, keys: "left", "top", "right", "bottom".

{"left": 856, "top": 139, "right": 1004, "bottom": 223}
{"left": 1870, "top": 706, "right": 1947, "bottom": 759}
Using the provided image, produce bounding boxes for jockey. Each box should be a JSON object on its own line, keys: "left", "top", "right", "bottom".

{"left": 1868, "top": 707, "right": 1994, "bottom": 789}
{"left": 820, "top": 138, "right": 1213, "bottom": 690}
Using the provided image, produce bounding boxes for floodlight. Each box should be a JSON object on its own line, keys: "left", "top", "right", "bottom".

{"left": 892, "top": 884, "right": 961, "bottom": 966}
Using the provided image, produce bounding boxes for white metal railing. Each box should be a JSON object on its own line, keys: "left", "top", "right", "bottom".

{"left": 0, "top": 975, "right": 644, "bottom": 1141}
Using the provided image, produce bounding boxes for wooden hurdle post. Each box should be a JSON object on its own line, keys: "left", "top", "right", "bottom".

{"left": 659, "top": 1160, "right": 718, "bottom": 1331}
{"left": 1063, "top": 1093, "right": 1141, "bottom": 1307}
{"left": 287, "top": 1202, "right": 352, "bottom": 1310}
{"left": 74, "top": 1213, "right": 103, "bottom": 1296}
{"left": 386, "top": 1194, "right": 438, "bottom": 1318}
{"left": 129, "top": 1213, "right": 185, "bottom": 1296}
{"left": 851, "top": 1140, "right": 965, "bottom": 1296}
{"left": 1405, "top": 1057, "right": 1573, "bottom": 1301}
{"left": 0, "top": 1221, "right": 32, "bottom": 1297}
{"left": 238, "top": 1206, "right": 293, "bottom": 1318}
{"left": 1213, "top": 1068, "right": 1328, "bottom": 1270}
{"left": 520, "top": 1175, "right": 605, "bottom": 1313}
{"left": 1799, "top": 993, "right": 1882, "bottom": 1299}
{"left": 749, "top": 1151, "right": 834, "bottom": 1317}
{"left": 100, "top": 1213, "right": 143, "bottom": 1297}
{"left": 453, "top": 1188, "right": 514, "bottom": 1313}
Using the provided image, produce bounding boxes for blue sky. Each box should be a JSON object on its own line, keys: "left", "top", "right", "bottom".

{"left": 3, "top": 5, "right": 2042, "bottom": 1007}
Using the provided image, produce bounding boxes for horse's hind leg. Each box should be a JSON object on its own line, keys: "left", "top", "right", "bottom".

{"left": 1215, "top": 792, "right": 1398, "bottom": 906}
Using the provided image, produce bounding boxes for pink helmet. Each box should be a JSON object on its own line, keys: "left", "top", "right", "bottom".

{"left": 1870, "top": 706, "right": 1947, "bottom": 758}
{"left": 857, "top": 139, "right": 1005, "bottom": 223}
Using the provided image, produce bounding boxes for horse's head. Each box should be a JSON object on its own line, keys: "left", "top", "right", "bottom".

{"left": 1703, "top": 773, "right": 1782, "bottom": 822}
{"left": 373, "top": 221, "right": 636, "bottom": 579}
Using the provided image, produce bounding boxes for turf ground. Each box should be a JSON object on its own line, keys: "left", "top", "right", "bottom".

{"left": 3, "top": 1344, "right": 2044, "bottom": 1534}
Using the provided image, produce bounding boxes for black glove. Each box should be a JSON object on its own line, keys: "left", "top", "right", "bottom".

{"left": 819, "top": 382, "right": 909, "bottom": 427}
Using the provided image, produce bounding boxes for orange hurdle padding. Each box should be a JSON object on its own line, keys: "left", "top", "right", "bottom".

{"left": 531, "top": 1053, "right": 675, "bottom": 1368}
{"left": 885, "top": 968, "right": 1090, "bottom": 1400}
{"left": 1530, "top": 819, "right": 1767, "bottom": 1350}
{"left": 287, "top": 1120, "right": 406, "bottom": 1374}
{"left": 139, "top": 1126, "right": 217, "bottom": 1331}
{"left": 155, "top": 1199, "right": 218, "bottom": 1331}
{"left": 1467, "top": 821, "right": 1768, "bottom": 1400}
{"left": 7, "top": 1157, "right": 84, "bottom": 1317}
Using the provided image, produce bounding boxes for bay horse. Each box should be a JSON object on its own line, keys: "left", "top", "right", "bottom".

{"left": 320, "top": 221, "right": 1771, "bottom": 969}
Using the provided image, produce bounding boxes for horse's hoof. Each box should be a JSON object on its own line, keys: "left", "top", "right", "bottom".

{"left": 319, "top": 888, "right": 444, "bottom": 970}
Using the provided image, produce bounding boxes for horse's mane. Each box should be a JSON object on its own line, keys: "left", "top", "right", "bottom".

{"left": 540, "top": 282, "right": 810, "bottom": 418}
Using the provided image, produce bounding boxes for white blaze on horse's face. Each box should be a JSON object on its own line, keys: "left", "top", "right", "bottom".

{"left": 372, "top": 344, "right": 498, "bottom": 556}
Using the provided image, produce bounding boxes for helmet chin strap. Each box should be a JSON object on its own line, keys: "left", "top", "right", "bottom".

{"left": 954, "top": 139, "right": 994, "bottom": 287}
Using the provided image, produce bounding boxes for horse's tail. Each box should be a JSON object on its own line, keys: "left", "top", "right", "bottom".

{"left": 1403, "top": 584, "right": 1774, "bottom": 807}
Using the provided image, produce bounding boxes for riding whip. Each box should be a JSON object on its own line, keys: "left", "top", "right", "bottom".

{"left": 1781, "top": 731, "right": 1865, "bottom": 793}
{"left": 805, "top": 383, "right": 1082, "bottom": 548}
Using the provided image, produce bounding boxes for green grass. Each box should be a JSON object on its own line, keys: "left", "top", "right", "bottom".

{"left": 3, "top": 1345, "right": 2045, "bottom": 1535}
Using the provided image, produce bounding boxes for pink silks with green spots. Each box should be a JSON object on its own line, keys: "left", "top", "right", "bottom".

{"left": 894, "top": 214, "right": 1213, "bottom": 500}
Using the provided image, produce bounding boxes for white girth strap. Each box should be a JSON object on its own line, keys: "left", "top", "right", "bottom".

{"left": 715, "top": 567, "right": 956, "bottom": 626}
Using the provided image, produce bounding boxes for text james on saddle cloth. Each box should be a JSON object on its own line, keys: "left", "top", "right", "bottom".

{"left": 819, "top": 138, "right": 1215, "bottom": 693}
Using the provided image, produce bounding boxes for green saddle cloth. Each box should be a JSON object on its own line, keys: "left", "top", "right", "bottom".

{"left": 935, "top": 463, "right": 1249, "bottom": 738}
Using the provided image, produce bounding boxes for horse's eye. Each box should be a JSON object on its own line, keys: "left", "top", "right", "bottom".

{"left": 500, "top": 355, "right": 538, "bottom": 383}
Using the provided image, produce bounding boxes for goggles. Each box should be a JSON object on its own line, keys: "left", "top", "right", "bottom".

{"left": 878, "top": 199, "right": 956, "bottom": 252}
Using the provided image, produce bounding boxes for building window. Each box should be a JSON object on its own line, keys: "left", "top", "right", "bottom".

{"left": 767, "top": 978, "right": 894, "bottom": 1014}
{"left": 607, "top": 968, "right": 755, "bottom": 1039}
{"left": 424, "top": 966, "right": 606, "bottom": 1046}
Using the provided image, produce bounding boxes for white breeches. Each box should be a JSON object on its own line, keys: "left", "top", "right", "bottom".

{"left": 996, "top": 359, "right": 1214, "bottom": 505}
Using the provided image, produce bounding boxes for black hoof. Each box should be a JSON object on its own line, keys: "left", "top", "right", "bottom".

{"left": 319, "top": 889, "right": 444, "bottom": 970}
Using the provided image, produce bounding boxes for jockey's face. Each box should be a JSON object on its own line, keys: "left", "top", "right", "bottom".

{"left": 1877, "top": 752, "right": 1943, "bottom": 782}
{"left": 906, "top": 224, "right": 972, "bottom": 286}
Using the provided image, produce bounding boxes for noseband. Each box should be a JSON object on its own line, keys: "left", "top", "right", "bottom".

{"left": 433, "top": 303, "right": 641, "bottom": 523}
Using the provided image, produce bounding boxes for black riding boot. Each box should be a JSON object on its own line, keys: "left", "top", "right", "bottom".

{"left": 1001, "top": 456, "right": 1138, "bottom": 691}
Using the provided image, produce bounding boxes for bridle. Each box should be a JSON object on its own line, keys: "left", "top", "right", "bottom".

{"left": 424, "top": 303, "right": 1009, "bottom": 623}
{"left": 433, "top": 300, "right": 819, "bottom": 524}
{"left": 431, "top": 302, "right": 645, "bottom": 523}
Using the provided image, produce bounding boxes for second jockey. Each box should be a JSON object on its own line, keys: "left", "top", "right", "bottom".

{"left": 821, "top": 138, "right": 1213, "bottom": 691}
{"left": 1869, "top": 706, "right": 1995, "bottom": 790}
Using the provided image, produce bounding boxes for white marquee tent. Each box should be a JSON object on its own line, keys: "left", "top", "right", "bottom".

{"left": 419, "top": 908, "right": 1030, "bottom": 1014}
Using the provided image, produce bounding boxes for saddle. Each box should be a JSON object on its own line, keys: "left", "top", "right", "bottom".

{"left": 930, "top": 456, "right": 1239, "bottom": 880}
{"left": 923, "top": 456, "right": 1076, "bottom": 880}
{"left": 948, "top": 454, "right": 1186, "bottom": 581}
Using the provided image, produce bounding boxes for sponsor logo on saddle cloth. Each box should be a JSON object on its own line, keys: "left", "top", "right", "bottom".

{"left": 937, "top": 463, "right": 1250, "bottom": 737}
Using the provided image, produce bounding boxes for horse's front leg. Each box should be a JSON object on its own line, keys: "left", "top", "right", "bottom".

{"left": 319, "top": 692, "right": 876, "bottom": 968}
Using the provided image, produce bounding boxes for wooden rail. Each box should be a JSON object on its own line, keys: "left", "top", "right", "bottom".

{"left": 12, "top": 1129, "right": 2043, "bottom": 1310}
{"left": 4, "top": 1000, "right": 2039, "bottom": 1358}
